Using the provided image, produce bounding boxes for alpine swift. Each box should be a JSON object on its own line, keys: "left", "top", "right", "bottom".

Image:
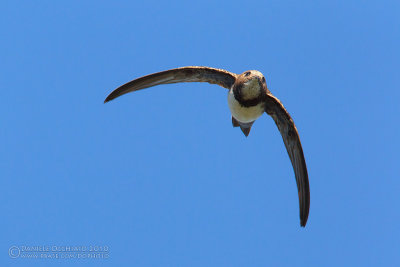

{"left": 104, "top": 66, "right": 310, "bottom": 227}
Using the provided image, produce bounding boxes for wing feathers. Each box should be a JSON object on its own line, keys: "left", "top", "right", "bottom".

{"left": 104, "top": 66, "right": 237, "bottom": 103}
{"left": 265, "top": 94, "right": 310, "bottom": 227}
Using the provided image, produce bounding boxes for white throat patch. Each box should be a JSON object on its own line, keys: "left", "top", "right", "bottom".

{"left": 242, "top": 79, "right": 260, "bottom": 100}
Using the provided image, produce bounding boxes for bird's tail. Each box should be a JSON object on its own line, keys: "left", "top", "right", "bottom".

{"left": 232, "top": 116, "right": 254, "bottom": 137}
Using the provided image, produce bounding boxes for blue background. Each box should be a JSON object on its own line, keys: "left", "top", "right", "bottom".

{"left": 1, "top": 0, "right": 399, "bottom": 266}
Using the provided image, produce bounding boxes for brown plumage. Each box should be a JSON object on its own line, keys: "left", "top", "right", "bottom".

{"left": 104, "top": 66, "right": 310, "bottom": 227}
{"left": 104, "top": 66, "right": 237, "bottom": 102}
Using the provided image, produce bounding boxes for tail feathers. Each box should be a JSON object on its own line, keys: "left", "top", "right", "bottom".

{"left": 232, "top": 116, "right": 240, "bottom": 127}
{"left": 240, "top": 126, "right": 252, "bottom": 137}
{"left": 231, "top": 117, "right": 254, "bottom": 137}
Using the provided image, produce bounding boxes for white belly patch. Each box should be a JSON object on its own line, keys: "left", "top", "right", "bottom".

{"left": 228, "top": 90, "right": 264, "bottom": 123}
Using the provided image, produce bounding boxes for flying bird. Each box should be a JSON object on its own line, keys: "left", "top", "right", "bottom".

{"left": 104, "top": 66, "right": 310, "bottom": 227}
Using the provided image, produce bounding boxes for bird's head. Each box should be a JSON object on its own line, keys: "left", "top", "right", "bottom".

{"left": 232, "top": 70, "right": 268, "bottom": 106}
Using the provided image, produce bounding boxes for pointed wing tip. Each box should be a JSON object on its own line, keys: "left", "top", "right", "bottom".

{"left": 300, "top": 208, "right": 309, "bottom": 227}
{"left": 300, "top": 184, "right": 310, "bottom": 227}
{"left": 104, "top": 94, "right": 115, "bottom": 103}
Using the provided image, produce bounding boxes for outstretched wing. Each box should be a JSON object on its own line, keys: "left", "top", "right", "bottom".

{"left": 265, "top": 94, "right": 310, "bottom": 227}
{"left": 104, "top": 66, "right": 237, "bottom": 103}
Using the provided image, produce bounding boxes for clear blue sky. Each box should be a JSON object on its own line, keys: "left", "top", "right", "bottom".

{"left": 1, "top": 0, "right": 399, "bottom": 266}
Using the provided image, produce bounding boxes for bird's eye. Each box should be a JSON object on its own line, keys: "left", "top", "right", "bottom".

{"left": 262, "top": 77, "right": 266, "bottom": 83}
{"left": 245, "top": 71, "right": 251, "bottom": 77}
